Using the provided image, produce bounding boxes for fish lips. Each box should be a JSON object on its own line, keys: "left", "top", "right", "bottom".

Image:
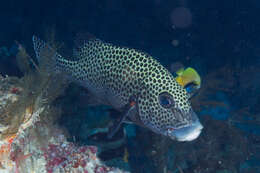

{"left": 167, "top": 110, "right": 203, "bottom": 141}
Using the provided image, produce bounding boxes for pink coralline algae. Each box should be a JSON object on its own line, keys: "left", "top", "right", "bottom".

{"left": 1, "top": 123, "right": 129, "bottom": 173}
{"left": 42, "top": 141, "right": 123, "bottom": 173}
{"left": 43, "top": 143, "right": 95, "bottom": 172}
{"left": 0, "top": 114, "right": 129, "bottom": 173}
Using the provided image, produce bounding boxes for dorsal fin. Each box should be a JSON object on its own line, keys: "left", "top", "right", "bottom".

{"left": 32, "top": 35, "right": 62, "bottom": 73}
{"left": 74, "top": 32, "right": 96, "bottom": 48}
{"left": 73, "top": 32, "right": 103, "bottom": 59}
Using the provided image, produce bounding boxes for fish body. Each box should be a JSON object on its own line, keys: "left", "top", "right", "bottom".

{"left": 32, "top": 36, "right": 203, "bottom": 141}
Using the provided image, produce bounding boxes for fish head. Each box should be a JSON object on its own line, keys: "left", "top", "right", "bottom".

{"left": 137, "top": 73, "right": 203, "bottom": 142}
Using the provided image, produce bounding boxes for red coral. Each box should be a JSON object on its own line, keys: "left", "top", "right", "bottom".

{"left": 95, "top": 166, "right": 106, "bottom": 173}
{"left": 10, "top": 87, "right": 20, "bottom": 94}
{"left": 42, "top": 142, "right": 99, "bottom": 172}
{"left": 10, "top": 147, "right": 32, "bottom": 173}
{"left": 88, "top": 146, "right": 97, "bottom": 154}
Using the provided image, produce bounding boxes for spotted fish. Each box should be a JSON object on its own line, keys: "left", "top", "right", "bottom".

{"left": 32, "top": 35, "right": 203, "bottom": 141}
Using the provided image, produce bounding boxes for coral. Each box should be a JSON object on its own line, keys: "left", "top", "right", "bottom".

{"left": 0, "top": 134, "right": 16, "bottom": 170}
{"left": 2, "top": 120, "right": 128, "bottom": 173}
{"left": 0, "top": 37, "right": 128, "bottom": 173}
{"left": 0, "top": 39, "right": 68, "bottom": 140}
{"left": 42, "top": 140, "right": 122, "bottom": 173}
{"left": 0, "top": 76, "right": 23, "bottom": 139}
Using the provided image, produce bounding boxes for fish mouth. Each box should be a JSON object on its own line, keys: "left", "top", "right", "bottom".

{"left": 167, "top": 111, "right": 203, "bottom": 141}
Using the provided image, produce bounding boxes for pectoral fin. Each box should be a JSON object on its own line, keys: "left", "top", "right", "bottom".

{"left": 107, "top": 101, "right": 137, "bottom": 139}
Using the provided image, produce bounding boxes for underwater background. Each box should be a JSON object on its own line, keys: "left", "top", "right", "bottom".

{"left": 0, "top": 0, "right": 260, "bottom": 173}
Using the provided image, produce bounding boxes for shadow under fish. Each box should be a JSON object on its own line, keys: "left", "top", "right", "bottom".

{"left": 86, "top": 109, "right": 129, "bottom": 161}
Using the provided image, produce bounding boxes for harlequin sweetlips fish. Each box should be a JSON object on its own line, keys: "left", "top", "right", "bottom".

{"left": 32, "top": 35, "right": 203, "bottom": 142}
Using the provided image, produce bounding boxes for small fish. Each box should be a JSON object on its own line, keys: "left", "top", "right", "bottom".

{"left": 175, "top": 67, "right": 201, "bottom": 98}
{"left": 32, "top": 35, "right": 203, "bottom": 141}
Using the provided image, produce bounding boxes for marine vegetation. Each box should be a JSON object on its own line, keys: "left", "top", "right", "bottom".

{"left": 0, "top": 40, "right": 67, "bottom": 140}
{"left": 0, "top": 36, "right": 129, "bottom": 173}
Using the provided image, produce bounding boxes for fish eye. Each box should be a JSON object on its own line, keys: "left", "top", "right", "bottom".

{"left": 158, "top": 92, "right": 174, "bottom": 108}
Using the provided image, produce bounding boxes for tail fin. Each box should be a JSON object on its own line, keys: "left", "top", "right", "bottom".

{"left": 32, "top": 35, "right": 62, "bottom": 74}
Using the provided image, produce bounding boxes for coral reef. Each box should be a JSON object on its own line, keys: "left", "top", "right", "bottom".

{"left": 0, "top": 41, "right": 129, "bottom": 173}
{"left": 8, "top": 121, "right": 127, "bottom": 173}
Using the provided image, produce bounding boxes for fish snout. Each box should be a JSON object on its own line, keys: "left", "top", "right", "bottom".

{"left": 167, "top": 111, "right": 203, "bottom": 141}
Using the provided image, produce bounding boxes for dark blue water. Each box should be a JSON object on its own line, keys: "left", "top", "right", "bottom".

{"left": 0, "top": 0, "right": 259, "bottom": 172}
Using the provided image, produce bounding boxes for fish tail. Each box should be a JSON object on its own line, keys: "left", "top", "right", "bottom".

{"left": 32, "top": 35, "right": 64, "bottom": 74}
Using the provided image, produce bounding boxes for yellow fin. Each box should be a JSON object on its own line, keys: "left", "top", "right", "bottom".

{"left": 175, "top": 67, "right": 201, "bottom": 88}
{"left": 175, "top": 67, "right": 185, "bottom": 76}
